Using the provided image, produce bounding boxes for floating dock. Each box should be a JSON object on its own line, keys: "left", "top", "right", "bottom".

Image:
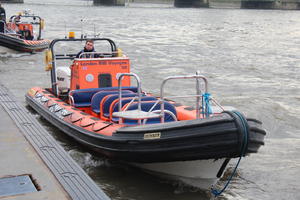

{"left": 0, "top": 83, "right": 110, "bottom": 200}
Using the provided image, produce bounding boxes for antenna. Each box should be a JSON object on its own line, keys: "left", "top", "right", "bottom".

{"left": 80, "top": 19, "right": 83, "bottom": 39}
{"left": 93, "top": 23, "right": 96, "bottom": 37}
{"left": 64, "top": 21, "right": 67, "bottom": 39}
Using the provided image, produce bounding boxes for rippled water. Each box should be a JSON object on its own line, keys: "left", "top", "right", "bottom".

{"left": 0, "top": 0, "right": 300, "bottom": 199}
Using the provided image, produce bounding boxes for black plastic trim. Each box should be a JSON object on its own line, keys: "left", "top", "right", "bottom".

{"left": 25, "top": 91, "right": 266, "bottom": 163}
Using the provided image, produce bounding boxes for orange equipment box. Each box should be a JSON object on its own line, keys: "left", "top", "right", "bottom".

{"left": 70, "top": 58, "right": 130, "bottom": 90}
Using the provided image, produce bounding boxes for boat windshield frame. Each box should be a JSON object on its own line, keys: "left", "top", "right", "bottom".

{"left": 9, "top": 14, "right": 44, "bottom": 40}
{"left": 48, "top": 38, "right": 118, "bottom": 96}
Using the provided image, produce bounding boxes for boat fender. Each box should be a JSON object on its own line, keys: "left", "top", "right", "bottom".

{"left": 28, "top": 88, "right": 38, "bottom": 96}
{"left": 44, "top": 49, "right": 53, "bottom": 71}
{"left": 116, "top": 48, "right": 123, "bottom": 57}
{"left": 40, "top": 19, "right": 45, "bottom": 30}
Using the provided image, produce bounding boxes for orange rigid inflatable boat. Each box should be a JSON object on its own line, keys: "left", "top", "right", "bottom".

{"left": 26, "top": 37, "right": 266, "bottom": 191}
{"left": 0, "top": 11, "right": 50, "bottom": 52}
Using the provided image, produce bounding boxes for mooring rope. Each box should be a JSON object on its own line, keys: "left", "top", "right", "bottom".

{"left": 211, "top": 110, "right": 249, "bottom": 197}
{"left": 202, "top": 92, "right": 212, "bottom": 118}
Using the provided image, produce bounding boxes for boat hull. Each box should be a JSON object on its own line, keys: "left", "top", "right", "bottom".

{"left": 25, "top": 84, "right": 266, "bottom": 190}
{"left": 25, "top": 88, "right": 266, "bottom": 164}
{"left": 132, "top": 158, "right": 227, "bottom": 189}
{"left": 0, "top": 33, "right": 50, "bottom": 52}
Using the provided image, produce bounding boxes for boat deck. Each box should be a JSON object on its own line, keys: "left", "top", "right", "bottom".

{"left": 0, "top": 83, "right": 109, "bottom": 200}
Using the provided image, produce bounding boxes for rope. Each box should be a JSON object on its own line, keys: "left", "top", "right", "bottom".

{"left": 202, "top": 93, "right": 212, "bottom": 118}
{"left": 210, "top": 111, "right": 249, "bottom": 197}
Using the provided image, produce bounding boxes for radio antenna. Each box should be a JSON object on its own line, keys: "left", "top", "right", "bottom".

{"left": 81, "top": 19, "right": 84, "bottom": 39}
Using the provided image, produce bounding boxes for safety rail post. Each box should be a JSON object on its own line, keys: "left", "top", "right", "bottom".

{"left": 160, "top": 72, "right": 208, "bottom": 122}
{"left": 196, "top": 71, "right": 201, "bottom": 119}
{"left": 116, "top": 73, "right": 142, "bottom": 124}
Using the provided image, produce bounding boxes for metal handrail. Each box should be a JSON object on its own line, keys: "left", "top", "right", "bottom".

{"left": 122, "top": 96, "right": 138, "bottom": 111}
{"left": 68, "top": 90, "right": 75, "bottom": 106}
{"left": 116, "top": 73, "right": 142, "bottom": 124}
{"left": 9, "top": 14, "right": 43, "bottom": 40}
{"left": 79, "top": 51, "right": 116, "bottom": 59}
{"left": 142, "top": 109, "right": 177, "bottom": 125}
{"left": 49, "top": 37, "right": 118, "bottom": 96}
{"left": 160, "top": 71, "right": 208, "bottom": 121}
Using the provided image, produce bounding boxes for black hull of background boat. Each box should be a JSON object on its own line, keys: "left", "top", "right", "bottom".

{"left": 26, "top": 94, "right": 266, "bottom": 163}
{"left": 0, "top": 33, "right": 49, "bottom": 52}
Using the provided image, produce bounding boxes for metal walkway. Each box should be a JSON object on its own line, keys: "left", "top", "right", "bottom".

{"left": 0, "top": 83, "right": 110, "bottom": 200}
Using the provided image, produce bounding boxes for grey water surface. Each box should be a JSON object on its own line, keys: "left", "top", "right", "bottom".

{"left": 0, "top": 0, "right": 299, "bottom": 199}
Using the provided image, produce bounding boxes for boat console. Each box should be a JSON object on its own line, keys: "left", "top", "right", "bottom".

{"left": 70, "top": 56, "right": 130, "bottom": 90}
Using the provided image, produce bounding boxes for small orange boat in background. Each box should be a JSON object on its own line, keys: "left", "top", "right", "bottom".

{"left": 26, "top": 37, "right": 266, "bottom": 191}
{"left": 0, "top": 11, "right": 50, "bottom": 53}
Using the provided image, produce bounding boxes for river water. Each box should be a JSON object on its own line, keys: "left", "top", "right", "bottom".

{"left": 0, "top": 0, "right": 300, "bottom": 199}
